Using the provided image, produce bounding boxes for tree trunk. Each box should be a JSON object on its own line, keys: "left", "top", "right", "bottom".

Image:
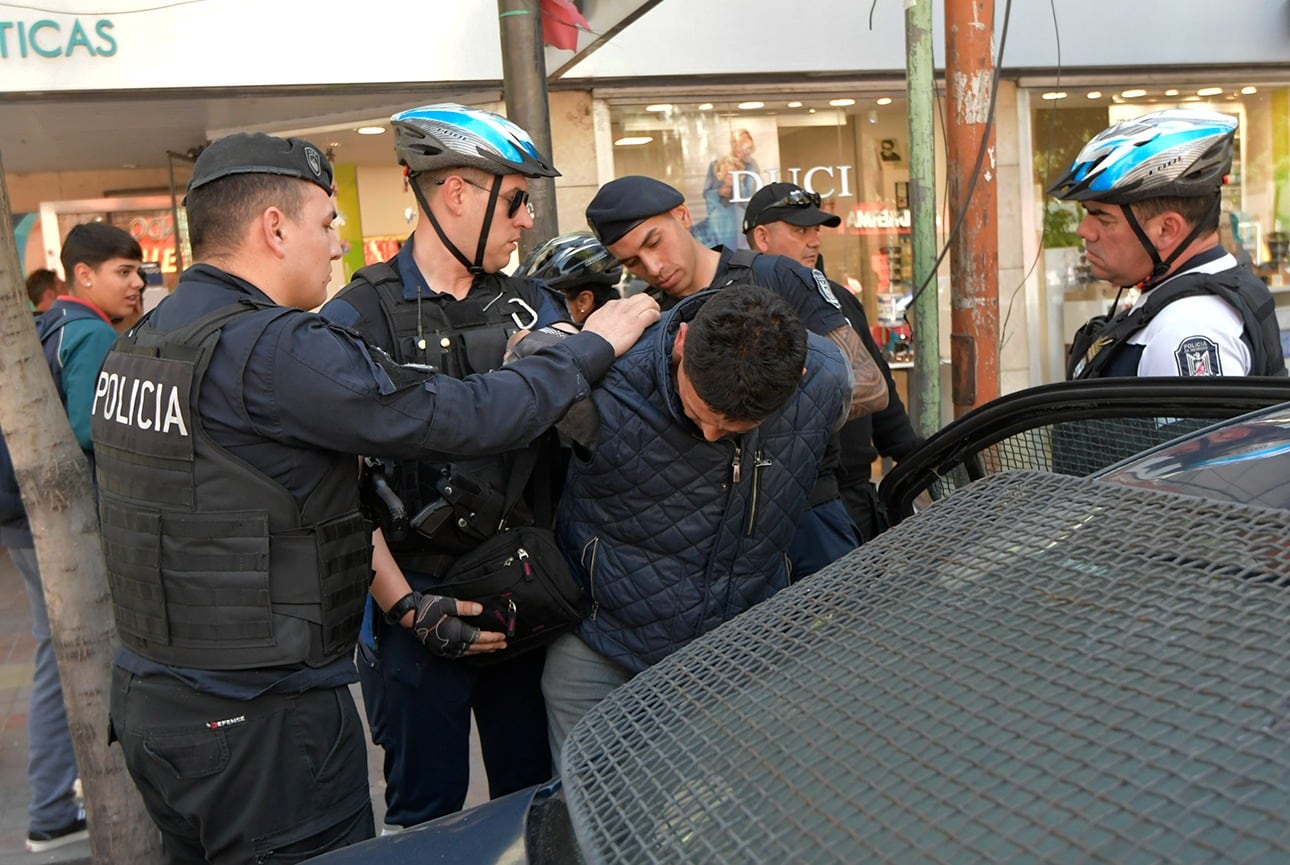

{"left": 0, "top": 150, "right": 164, "bottom": 862}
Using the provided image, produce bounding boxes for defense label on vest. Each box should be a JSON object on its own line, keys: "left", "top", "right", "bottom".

{"left": 90, "top": 352, "right": 195, "bottom": 460}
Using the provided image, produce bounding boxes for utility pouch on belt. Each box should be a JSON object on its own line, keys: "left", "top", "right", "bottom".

{"left": 433, "top": 443, "right": 587, "bottom": 666}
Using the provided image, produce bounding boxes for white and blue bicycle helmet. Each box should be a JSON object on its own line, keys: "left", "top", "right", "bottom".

{"left": 1048, "top": 108, "right": 1236, "bottom": 204}
{"left": 1048, "top": 109, "right": 1237, "bottom": 287}
{"left": 392, "top": 103, "right": 558, "bottom": 179}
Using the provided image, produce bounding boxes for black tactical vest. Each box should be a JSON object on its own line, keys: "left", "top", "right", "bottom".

{"left": 337, "top": 262, "right": 541, "bottom": 565}
{"left": 347, "top": 261, "right": 534, "bottom": 374}
{"left": 1068, "top": 266, "right": 1287, "bottom": 380}
{"left": 92, "top": 301, "right": 370, "bottom": 670}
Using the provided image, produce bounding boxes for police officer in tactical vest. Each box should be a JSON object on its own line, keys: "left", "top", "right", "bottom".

{"left": 94, "top": 131, "right": 657, "bottom": 865}
{"left": 1049, "top": 108, "right": 1285, "bottom": 379}
{"left": 320, "top": 104, "right": 574, "bottom": 832}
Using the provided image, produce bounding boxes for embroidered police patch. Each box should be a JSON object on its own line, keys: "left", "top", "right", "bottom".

{"left": 812, "top": 270, "right": 841, "bottom": 309}
{"left": 305, "top": 146, "right": 322, "bottom": 179}
{"left": 1175, "top": 335, "right": 1221, "bottom": 376}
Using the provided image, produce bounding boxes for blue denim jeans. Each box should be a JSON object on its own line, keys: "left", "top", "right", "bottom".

{"left": 789, "top": 498, "right": 861, "bottom": 581}
{"left": 540, "top": 632, "right": 633, "bottom": 771}
{"left": 9, "top": 546, "right": 80, "bottom": 834}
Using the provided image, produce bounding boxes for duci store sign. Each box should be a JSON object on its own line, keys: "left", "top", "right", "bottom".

{"left": 0, "top": 18, "right": 116, "bottom": 58}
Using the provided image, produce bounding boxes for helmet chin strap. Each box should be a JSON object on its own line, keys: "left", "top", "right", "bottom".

{"left": 409, "top": 172, "right": 500, "bottom": 275}
{"left": 1120, "top": 197, "right": 1220, "bottom": 290}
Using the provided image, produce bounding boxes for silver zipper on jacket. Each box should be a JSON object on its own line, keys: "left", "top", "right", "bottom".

{"left": 580, "top": 536, "right": 600, "bottom": 620}
{"left": 746, "top": 450, "right": 772, "bottom": 535}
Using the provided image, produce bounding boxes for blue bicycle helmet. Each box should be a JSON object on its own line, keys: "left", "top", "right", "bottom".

{"left": 1048, "top": 108, "right": 1236, "bottom": 204}
{"left": 392, "top": 103, "right": 559, "bottom": 179}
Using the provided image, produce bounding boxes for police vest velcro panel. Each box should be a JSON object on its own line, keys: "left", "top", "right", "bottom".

{"left": 92, "top": 301, "right": 370, "bottom": 670}
{"left": 341, "top": 265, "right": 537, "bottom": 562}
{"left": 354, "top": 263, "right": 522, "bottom": 376}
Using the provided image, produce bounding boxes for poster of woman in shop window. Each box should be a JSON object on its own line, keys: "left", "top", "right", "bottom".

{"left": 696, "top": 118, "right": 781, "bottom": 250}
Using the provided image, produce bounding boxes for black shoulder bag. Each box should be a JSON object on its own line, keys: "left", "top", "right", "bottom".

{"left": 435, "top": 445, "right": 587, "bottom": 666}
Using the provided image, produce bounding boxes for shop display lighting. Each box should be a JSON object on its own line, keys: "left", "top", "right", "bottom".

{"left": 698, "top": 103, "right": 714, "bottom": 110}
{"left": 829, "top": 98, "right": 856, "bottom": 107}
{"left": 356, "top": 126, "right": 385, "bottom": 135}
{"left": 787, "top": 101, "right": 802, "bottom": 108}
{"left": 1120, "top": 89, "right": 1147, "bottom": 98}
{"left": 1241, "top": 86, "right": 1258, "bottom": 95}
{"left": 613, "top": 136, "right": 654, "bottom": 146}
{"left": 1196, "top": 87, "right": 1224, "bottom": 97}
{"left": 1165, "top": 89, "right": 1180, "bottom": 96}
{"left": 737, "top": 101, "right": 765, "bottom": 110}
{"left": 645, "top": 104, "right": 672, "bottom": 112}
{"left": 1041, "top": 91, "right": 1068, "bottom": 100}
{"left": 876, "top": 97, "right": 893, "bottom": 106}
{"left": 1086, "top": 91, "right": 1102, "bottom": 99}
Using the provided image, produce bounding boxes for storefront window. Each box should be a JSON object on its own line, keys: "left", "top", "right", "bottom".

{"left": 607, "top": 93, "right": 935, "bottom": 361}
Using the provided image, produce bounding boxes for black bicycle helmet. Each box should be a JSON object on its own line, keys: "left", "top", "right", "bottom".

{"left": 1048, "top": 108, "right": 1236, "bottom": 204}
{"left": 516, "top": 231, "right": 622, "bottom": 290}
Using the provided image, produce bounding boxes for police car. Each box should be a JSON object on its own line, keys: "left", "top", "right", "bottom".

{"left": 317, "top": 382, "right": 1290, "bottom": 865}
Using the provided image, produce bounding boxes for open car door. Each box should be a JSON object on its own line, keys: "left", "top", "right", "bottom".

{"left": 879, "top": 377, "right": 1290, "bottom": 526}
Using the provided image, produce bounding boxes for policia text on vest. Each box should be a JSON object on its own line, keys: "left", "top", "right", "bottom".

{"left": 92, "top": 362, "right": 191, "bottom": 444}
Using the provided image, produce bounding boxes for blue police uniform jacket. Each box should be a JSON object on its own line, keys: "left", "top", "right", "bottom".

{"left": 558, "top": 292, "right": 852, "bottom": 673}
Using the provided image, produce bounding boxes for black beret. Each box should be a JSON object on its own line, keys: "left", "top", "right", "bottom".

{"left": 185, "top": 132, "right": 334, "bottom": 202}
{"left": 586, "top": 176, "right": 685, "bottom": 246}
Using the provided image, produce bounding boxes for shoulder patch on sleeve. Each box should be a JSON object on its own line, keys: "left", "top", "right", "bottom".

{"left": 812, "top": 270, "right": 842, "bottom": 309}
{"left": 1174, "top": 335, "right": 1222, "bottom": 376}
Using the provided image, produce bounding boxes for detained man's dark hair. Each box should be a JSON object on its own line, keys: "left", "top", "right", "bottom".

{"left": 59, "top": 222, "right": 142, "bottom": 277}
{"left": 684, "top": 284, "right": 807, "bottom": 422}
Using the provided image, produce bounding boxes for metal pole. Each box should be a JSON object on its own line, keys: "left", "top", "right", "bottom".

{"left": 498, "top": 0, "right": 558, "bottom": 252}
{"left": 905, "top": 0, "right": 940, "bottom": 437}
{"left": 945, "top": 0, "right": 1000, "bottom": 416}
{"left": 166, "top": 151, "right": 186, "bottom": 276}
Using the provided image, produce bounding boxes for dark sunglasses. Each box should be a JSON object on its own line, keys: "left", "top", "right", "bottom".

{"left": 437, "top": 176, "right": 534, "bottom": 219}
{"left": 765, "top": 188, "right": 822, "bottom": 210}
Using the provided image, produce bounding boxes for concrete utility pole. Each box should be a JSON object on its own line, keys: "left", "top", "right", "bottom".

{"left": 904, "top": 0, "right": 940, "bottom": 436}
{"left": 498, "top": 0, "right": 558, "bottom": 252}
{"left": 944, "top": 0, "right": 1000, "bottom": 415}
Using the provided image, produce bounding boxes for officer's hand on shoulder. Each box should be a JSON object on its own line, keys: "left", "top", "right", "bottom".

{"left": 581, "top": 293, "right": 660, "bottom": 357}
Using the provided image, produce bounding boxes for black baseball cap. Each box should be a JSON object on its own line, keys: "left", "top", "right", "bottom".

{"left": 185, "top": 132, "right": 334, "bottom": 202}
{"left": 586, "top": 176, "right": 685, "bottom": 246}
{"left": 743, "top": 182, "right": 842, "bottom": 233}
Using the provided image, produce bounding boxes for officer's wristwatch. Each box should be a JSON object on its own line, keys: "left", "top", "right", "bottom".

{"left": 384, "top": 591, "right": 420, "bottom": 626}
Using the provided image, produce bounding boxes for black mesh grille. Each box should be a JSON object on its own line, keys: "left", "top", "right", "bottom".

{"left": 562, "top": 472, "right": 1290, "bottom": 865}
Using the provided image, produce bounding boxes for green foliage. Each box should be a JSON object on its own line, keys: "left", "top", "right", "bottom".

{"left": 1043, "top": 202, "right": 1080, "bottom": 249}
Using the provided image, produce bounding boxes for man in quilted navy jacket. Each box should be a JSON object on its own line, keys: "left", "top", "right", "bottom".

{"left": 541, "top": 285, "right": 852, "bottom": 760}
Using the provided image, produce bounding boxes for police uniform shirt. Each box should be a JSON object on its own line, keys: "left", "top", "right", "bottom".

{"left": 1127, "top": 251, "right": 1252, "bottom": 377}
{"left": 712, "top": 246, "right": 848, "bottom": 336}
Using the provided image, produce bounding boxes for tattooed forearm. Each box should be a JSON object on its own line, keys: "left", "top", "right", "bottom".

{"left": 827, "top": 325, "right": 888, "bottom": 419}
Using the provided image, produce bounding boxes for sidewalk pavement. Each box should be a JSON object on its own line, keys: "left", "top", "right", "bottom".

{"left": 0, "top": 550, "right": 487, "bottom": 864}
